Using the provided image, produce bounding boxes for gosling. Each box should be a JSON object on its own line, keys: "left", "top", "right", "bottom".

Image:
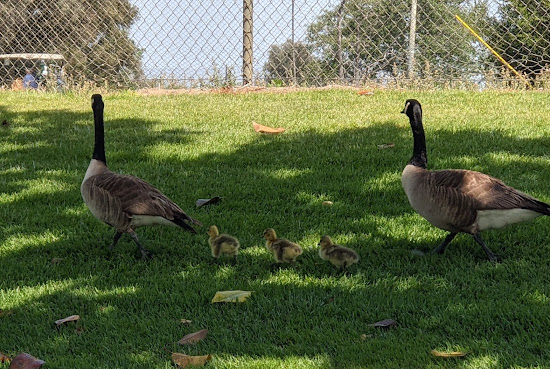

{"left": 318, "top": 235, "right": 359, "bottom": 272}
{"left": 207, "top": 225, "right": 240, "bottom": 262}
{"left": 263, "top": 228, "right": 303, "bottom": 264}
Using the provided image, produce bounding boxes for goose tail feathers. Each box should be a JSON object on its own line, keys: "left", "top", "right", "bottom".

{"left": 172, "top": 213, "right": 203, "bottom": 234}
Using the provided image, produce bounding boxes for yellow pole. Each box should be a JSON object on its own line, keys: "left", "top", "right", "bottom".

{"left": 455, "top": 14, "right": 530, "bottom": 87}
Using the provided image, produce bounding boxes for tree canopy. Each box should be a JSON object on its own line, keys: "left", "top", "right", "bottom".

{"left": 0, "top": 0, "right": 142, "bottom": 86}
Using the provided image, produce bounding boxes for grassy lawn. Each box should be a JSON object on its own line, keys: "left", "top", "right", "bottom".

{"left": 1, "top": 89, "right": 550, "bottom": 369}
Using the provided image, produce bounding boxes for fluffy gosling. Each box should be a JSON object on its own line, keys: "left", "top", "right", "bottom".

{"left": 263, "top": 228, "right": 303, "bottom": 264}
{"left": 207, "top": 225, "right": 240, "bottom": 262}
{"left": 318, "top": 235, "right": 359, "bottom": 272}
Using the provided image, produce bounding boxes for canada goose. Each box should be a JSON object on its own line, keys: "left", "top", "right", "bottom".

{"left": 207, "top": 225, "right": 239, "bottom": 262}
{"left": 401, "top": 99, "right": 550, "bottom": 261}
{"left": 81, "top": 94, "right": 202, "bottom": 258}
{"left": 318, "top": 235, "right": 359, "bottom": 271}
{"left": 263, "top": 228, "right": 303, "bottom": 263}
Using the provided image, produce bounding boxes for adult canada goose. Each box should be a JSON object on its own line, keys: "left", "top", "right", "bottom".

{"left": 81, "top": 94, "right": 202, "bottom": 258}
{"left": 401, "top": 99, "right": 550, "bottom": 261}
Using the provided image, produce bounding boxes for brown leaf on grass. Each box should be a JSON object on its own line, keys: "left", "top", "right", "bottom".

{"left": 431, "top": 350, "right": 468, "bottom": 358}
{"left": 0, "top": 352, "right": 10, "bottom": 363}
{"left": 357, "top": 90, "right": 374, "bottom": 96}
{"left": 211, "top": 290, "right": 253, "bottom": 303}
{"left": 360, "top": 334, "right": 373, "bottom": 341}
{"left": 9, "top": 353, "right": 45, "bottom": 368}
{"left": 195, "top": 196, "right": 221, "bottom": 208}
{"left": 321, "top": 201, "right": 334, "bottom": 206}
{"left": 54, "top": 314, "right": 80, "bottom": 327}
{"left": 178, "top": 329, "right": 208, "bottom": 345}
{"left": 172, "top": 353, "right": 212, "bottom": 368}
{"left": 0, "top": 309, "right": 13, "bottom": 318}
{"left": 377, "top": 143, "right": 395, "bottom": 150}
{"left": 180, "top": 319, "right": 192, "bottom": 325}
{"left": 252, "top": 122, "right": 285, "bottom": 134}
{"left": 368, "top": 319, "right": 398, "bottom": 328}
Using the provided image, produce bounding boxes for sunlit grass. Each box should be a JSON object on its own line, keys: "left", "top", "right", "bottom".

{"left": 1, "top": 89, "right": 550, "bottom": 368}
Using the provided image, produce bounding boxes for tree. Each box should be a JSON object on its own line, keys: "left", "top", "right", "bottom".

{"left": 263, "top": 40, "right": 322, "bottom": 86}
{"left": 305, "top": 0, "right": 491, "bottom": 84}
{"left": 0, "top": 0, "right": 143, "bottom": 86}
{"left": 488, "top": 0, "right": 550, "bottom": 80}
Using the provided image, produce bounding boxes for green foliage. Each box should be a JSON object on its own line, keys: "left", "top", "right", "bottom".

{"left": 263, "top": 40, "right": 323, "bottom": 86}
{"left": 0, "top": 0, "right": 143, "bottom": 86}
{"left": 1, "top": 90, "right": 550, "bottom": 368}
{"left": 487, "top": 0, "right": 550, "bottom": 80}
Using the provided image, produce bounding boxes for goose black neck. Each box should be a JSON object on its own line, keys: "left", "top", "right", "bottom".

{"left": 92, "top": 101, "right": 106, "bottom": 164}
{"left": 408, "top": 107, "right": 427, "bottom": 169}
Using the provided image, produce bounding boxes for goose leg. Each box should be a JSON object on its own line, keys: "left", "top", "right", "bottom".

{"left": 129, "top": 231, "right": 152, "bottom": 260}
{"left": 472, "top": 233, "right": 499, "bottom": 262}
{"left": 111, "top": 231, "right": 123, "bottom": 250}
{"left": 433, "top": 232, "right": 457, "bottom": 254}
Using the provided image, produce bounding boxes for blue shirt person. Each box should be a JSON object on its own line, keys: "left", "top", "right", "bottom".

{"left": 23, "top": 69, "right": 38, "bottom": 89}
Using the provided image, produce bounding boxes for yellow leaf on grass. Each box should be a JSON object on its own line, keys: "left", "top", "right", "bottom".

{"left": 178, "top": 329, "right": 208, "bottom": 344}
{"left": 172, "top": 353, "right": 212, "bottom": 368}
{"left": 0, "top": 352, "right": 10, "bottom": 363}
{"left": 211, "top": 290, "right": 252, "bottom": 303}
{"left": 252, "top": 122, "right": 285, "bottom": 134}
{"left": 55, "top": 314, "right": 80, "bottom": 326}
{"left": 431, "top": 349, "right": 468, "bottom": 358}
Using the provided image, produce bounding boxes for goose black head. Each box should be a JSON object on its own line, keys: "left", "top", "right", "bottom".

{"left": 91, "top": 94, "right": 104, "bottom": 111}
{"left": 401, "top": 99, "right": 422, "bottom": 118}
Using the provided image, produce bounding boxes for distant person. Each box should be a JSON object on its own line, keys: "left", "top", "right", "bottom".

{"left": 23, "top": 69, "right": 38, "bottom": 89}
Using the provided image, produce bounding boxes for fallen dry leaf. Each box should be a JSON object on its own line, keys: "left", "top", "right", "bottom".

{"left": 252, "top": 121, "right": 285, "bottom": 134}
{"left": 196, "top": 196, "right": 221, "bottom": 208}
{"left": 360, "top": 334, "right": 373, "bottom": 341}
{"left": 0, "top": 352, "right": 10, "bottom": 363}
{"left": 211, "top": 290, "right": 253, "bottom": 303}
{"left": 172, "top": 353, "right": 212, "bottom": 368}
{"left": 9, "top": 352, "right": 45, "bottom": 368}
{"left": 357, "top": 90, "right": 374, "bottom": 96}
{"left": 178, "top": 329, "right": 208, "bottom": 345}
{"left": 55, "top": 314, "right": 80, "bottom": 327}
{"left": 322, "top": 201, "right": 334, "bottom": 206}
{"left": 431, "top": 349, "right": 468, "bottom": 358}
{"left": 180, "top": 319, "right": 192, "bottom": 325}
{"left": 377, "top": 143, "right": 395, "bottom": 150}
{"left": 368, "top": 319, "right": 398, "bottom": 328}
{"left": 0, "top": 309, "right": 13, "bottom": 318}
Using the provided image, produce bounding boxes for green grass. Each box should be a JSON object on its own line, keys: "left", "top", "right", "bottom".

{"left": 1, "top": 89, "right": 550, "bottom": 369}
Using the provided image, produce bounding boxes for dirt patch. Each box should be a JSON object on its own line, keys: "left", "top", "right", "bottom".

{"left": 136, "top": 85, "right": 368, "bottom": 96}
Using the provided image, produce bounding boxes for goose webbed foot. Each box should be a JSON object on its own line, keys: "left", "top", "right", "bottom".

{"left": 473, "top": 233, "right": 501, "bottom": 263}
{"left": 110, "top": 231, "right": 123, "bottom": 250}
{"left": 130, "top": 232, "right": 152, "bottom": 260}
{"left": 432, "top": 232, "right": 457, "bottom": 254}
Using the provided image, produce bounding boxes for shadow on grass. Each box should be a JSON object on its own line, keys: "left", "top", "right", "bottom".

{"left": 1, "top": 100, "right": 550, "bottom": 368}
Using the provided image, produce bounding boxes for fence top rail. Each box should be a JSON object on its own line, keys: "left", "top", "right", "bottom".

{"left": 0, "top": 53, "right": 65, "bottom": 61}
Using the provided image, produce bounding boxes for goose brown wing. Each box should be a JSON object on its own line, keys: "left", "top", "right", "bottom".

{"left": 430, "top": 169, "right": 550, "bottom": 214}
{"left": 90, "top": 172, "right": 184, "bottom": 220}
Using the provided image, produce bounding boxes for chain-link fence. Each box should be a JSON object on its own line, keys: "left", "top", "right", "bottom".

{"left": 1, "top": 0, "right": 549, "bottom": 90}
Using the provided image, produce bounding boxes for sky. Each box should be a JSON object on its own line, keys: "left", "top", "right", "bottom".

{"left": 127, "top": 0, "right": 337, "bottom": 83}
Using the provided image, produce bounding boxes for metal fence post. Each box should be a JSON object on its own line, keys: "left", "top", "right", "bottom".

{"left": 407, "top": 0, "right": 417, "bottom": 80}
{"left": 243, "top": 0, "right": 253, "bottom": 85}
